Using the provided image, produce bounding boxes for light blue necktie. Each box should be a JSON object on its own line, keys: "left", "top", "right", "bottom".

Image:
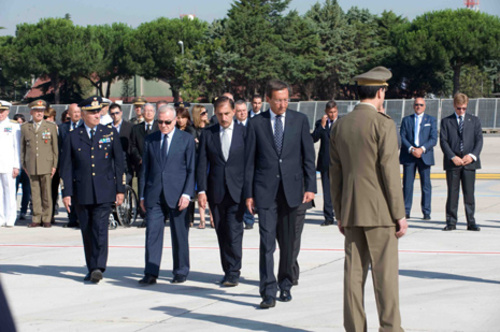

{"left": 414, "top": 116, "right": 420, "bottom": 147}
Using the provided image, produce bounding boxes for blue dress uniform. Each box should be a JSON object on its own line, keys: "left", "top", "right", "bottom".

{"left": 60, "top": 97, "right": 125, "bottom": 282}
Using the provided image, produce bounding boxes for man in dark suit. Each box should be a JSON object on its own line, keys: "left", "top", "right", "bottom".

{"left": 312, "top": 100, "right": 339, "bottom": 226}
{"left": 110, "top": 103, "right": 134, "bottom": 185}
{"left": 197, "top": 97, "right": 246, "bottom": 287}
{"left": 440, "top": 93, "right": 483, "bottom": 231}
{"left": 245, "top": 80, "right": 316, "bottom": 309}
{"left": 60, "top": 96, "right": 125, "bottom": 283}
{"left": 58, "top": 103, "right": 82, "bottom": 228}
{"left": 399, "top": 98, "right": 438, "bottom": 220}
{"left": 138, "top": 104, "right": 195, "bottom": 285}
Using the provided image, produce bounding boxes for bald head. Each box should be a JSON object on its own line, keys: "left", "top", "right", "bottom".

{"left": 68, "top": 103, "right": 81, "bottom": 123}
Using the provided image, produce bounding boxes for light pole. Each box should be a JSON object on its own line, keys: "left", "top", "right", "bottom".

{"left": 178, "top": 40, "right": 184, "bottom": 55}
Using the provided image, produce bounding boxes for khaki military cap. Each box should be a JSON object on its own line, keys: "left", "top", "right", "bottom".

{"left": 29, "top": 99, "right": 48, "bottom": 110}
{"left": 132, "top": 97, "right": 147, "bottom": 106}
{"left": 353, "top": 66, "right": 392, "bottom": 86}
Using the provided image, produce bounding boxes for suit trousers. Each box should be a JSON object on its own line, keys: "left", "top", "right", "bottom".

{"left": 75, "top": 202, "right": 112, "bottom": 273}
{"left": 445, "top": 168, "right": 476, "bottom": 226}
{"left": 344, "top": 226, "right": 402, "bottom": 332}
{"left": 145, "top": 194, "right": 190, "bottom": 278}
{"left": 16, "top": 169, "right": 31, "bottom": 215}
{"left": 291, "top": 201, "right": 312, "bottom": 283}
{"left": 211, "top": 191, "right": 244, "bottom": 278}
{"left": 29, "top": 173, "right": 52, "bottom": 224}
{"left": 0, "top": 173, "right": 17, "bottom": 227}
{"left": 257, "top": 184, "right": 297, "bottom": 299}
{"left": 320, "top": 170, "right": 335, "bottom": 221}
{"left": 402, "top": 159, "right": 431, "bottom": 216}
{"left": 51, "top": 168, "right": 60, "bottom": 219}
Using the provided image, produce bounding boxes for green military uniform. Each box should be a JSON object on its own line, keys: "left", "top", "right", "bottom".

{"left": 130, "top": 97, "right": 147, "bottom": 125}
{"left": 329, "top": 67, "right": 405, "bottom": 332}
{"left": 21, "top": 100, "right": 59, "bottom": 226}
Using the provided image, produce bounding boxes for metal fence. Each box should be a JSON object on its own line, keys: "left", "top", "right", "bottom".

{"left": 9, "top": 98, "right": 500, "bottom": 130}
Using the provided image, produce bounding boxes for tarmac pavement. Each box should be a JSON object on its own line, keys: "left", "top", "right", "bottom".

{"left": 1, "top": 137, "right": 499, "bottom": 331}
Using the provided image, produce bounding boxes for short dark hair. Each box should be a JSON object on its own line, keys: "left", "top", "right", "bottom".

{"left": 214, "top": 96, "right": 235, "bottom": 111}
{"left": 109, "top": 103, "right": 121, "bottom": 112}
{"left": 13, "top": 113, "right": 26, "bottom": 122}
{"left": 356, "top": 85, "right": 385, "bottom": 100}
{"left": 251, "top": 94, "right": 262, "bottom": 102}
{"left": 325, "top": 100, "right": 337, "bottom": 110}
{"left": 266, "top": 80, "right": 291, "bottom": 99}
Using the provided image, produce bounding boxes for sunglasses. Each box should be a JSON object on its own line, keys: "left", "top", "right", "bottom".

{"left": 456, "top": 107, "right": 467, "bottom": 111}
{"left": 200, "top": 111, "right": 207, "bottom": 116}
{"left": 65, "top": 117, "right": 71, "bottom": 121}
{"left": 110, "top": 112, "right": 120, "bottom": 116}
{"left": 157, "top": 120, "right": 173, "bottom": 125}
{"left": 414, "top": 104, "right": 424, "bottom": 107}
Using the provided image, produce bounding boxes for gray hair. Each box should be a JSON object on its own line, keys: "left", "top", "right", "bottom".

{"left": 142, "top": 103, "right": 156, "bottom": 113}
{"left": 158, "top": 104, "right": 176, "bottom": 117}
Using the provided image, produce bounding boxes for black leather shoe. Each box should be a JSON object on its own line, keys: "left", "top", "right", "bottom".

{"left": 321, "top": 219, "right": 334, "bottom": 226}
{"left": 467, "top": 225, "right": 481, "bottom": 231}
{"left": 259, "top": 296, "right": 276, "bottom": 309}
{"left": 139, "top": 274, "right": 157, "bottom": 285}
{"left": 64, "top": 223, "right": 79, "bottom": 228}
{"left": 244, "top": 224, "right": 253, "bottom": 230}
{"left": 423, "top": 215, "right": 431, "bottom": 220}
{"left": 171, "top": 275, "right": 187, "bottom": 284}
{"left": 279, "top": 290, "right": 292, "bottom": 302}
{"left": 90, "top": 269, "right": 103, "bottom": 283}
{"left": 83, "top": 273, "right": 91, "bottom": 281}
{"left": 222, "top": 276, "right": 239, "bottom": 287}
{"left": 292, "top": 280, "right": 299, "bottom": 286}
{"left": 405, "top": 214, "right": 410, "bottom": 219}
{"left": 443, "top": 225, "right": 456, "bottom": 231}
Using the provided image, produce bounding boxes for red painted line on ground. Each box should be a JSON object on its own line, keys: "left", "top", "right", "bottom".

{"left": 1, "top": 244, "right": 499, "bottom": 255}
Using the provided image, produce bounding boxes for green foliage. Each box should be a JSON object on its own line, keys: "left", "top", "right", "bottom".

{"left": 460, "top": 64, "right": 492, "bottom": 97}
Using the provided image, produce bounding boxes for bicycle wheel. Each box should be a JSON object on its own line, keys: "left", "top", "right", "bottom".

{"left": 116, "top": 185, "right": 138, "bottom": 227}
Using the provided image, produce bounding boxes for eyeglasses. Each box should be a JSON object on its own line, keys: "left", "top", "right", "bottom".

{"left": 110, "top": 112, "right": 121, "bottom": 116}
{"left": 65, "top": 117, "right": 71, "bottom": 121}
{"left": 157, "top": 120, "right": 173, "bottom": 125}
{"left": 43, "top": 116, "right": 48, "bottom": 119}
{"left": 414, "top": 104, "right": 424, "bottom": 107}
{"left": 200, "top": 111, "right": 207, "bottom": 116}
{"left": 456, "top": 107, "right": 467, "bottom": 111}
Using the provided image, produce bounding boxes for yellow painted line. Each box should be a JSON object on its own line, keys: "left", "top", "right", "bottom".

{"left": 401, "top": 173, "right": 500, "bottom": 180}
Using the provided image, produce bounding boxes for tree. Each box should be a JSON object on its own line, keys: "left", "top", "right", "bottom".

{"left": 14, "top": 18, "right": 93, "bottom": 103}
{"left": 84, "top": 23, "right": 137, "bottom": 98}
{"left": 398, "top": 9, "right": 500, "bottom": 95}
{"left": 133, "top": 17, "right": 208, "bottom": 101}
{"left": 304, "top": 0, "right": 357, "bottom": 99}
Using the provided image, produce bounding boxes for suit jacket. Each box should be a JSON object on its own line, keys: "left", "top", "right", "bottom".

{"left": 330, "top": 103, "right": 405, "bottom": 227}
{"left": 244, "top": 109, "right": 316, "bottom": 209}
{"left": 58, "top": 120, "right": 82, "bottom": 151}
{"left": 116, "top": 120, "right": 133, "bottom": 174}
{"left": 60, "top": 124, "right": 125, "bottom": 205}
{"left": 130, "top": 121, "right": 159, "bottom": 169}
{"left": 197, "top": 123, "right": 246, "bottom": 205}
{"left": 139, "top": 128, "right": 196, "bottom": 209}
{"left": 311, "top": 117, "right": 338, "bottom": 172}
{"left": 21, "top": 120, "right": 58, "bottom": 175}
{"left": 440, "top": 113, "right": 483, "bottom": 171}
{"left": 399, "top": 113, "right": 437, "bottom": 166}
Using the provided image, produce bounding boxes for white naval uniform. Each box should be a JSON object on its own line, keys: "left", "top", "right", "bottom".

{"left": 0, "top": 118, "right": 21, "bottom": 227}
{"left": 100, "top": 113, "right": 113, "bottom": 125}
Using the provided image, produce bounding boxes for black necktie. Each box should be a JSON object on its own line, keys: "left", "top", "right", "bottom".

{"left": 72, "top": 122, "right": 76, "bottom": 130}
{"left": 146, "top": 124, "right": 151, "bottom": 134}
{"left": 274, "top": 115, "right": 284, "bottom": 155}
{"left": 459, "top": 116, "right": 464, "bottom": 152}
{"left": 90, "top": 128, "right": 95, "bottom": 142}
{"left": 161, "top": 134, "right": 168, "bottom": 165}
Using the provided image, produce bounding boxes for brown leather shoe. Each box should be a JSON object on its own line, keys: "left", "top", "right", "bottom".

{"left": 28, "top": 222, "right": 41, "bottom": 228}
{"left": 42, "top": 223, "right": 52, "bottom": 228}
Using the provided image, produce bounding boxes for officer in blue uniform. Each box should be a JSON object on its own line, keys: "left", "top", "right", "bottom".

{"left": 60, "top": 96, "right": 125, "bottom": 283}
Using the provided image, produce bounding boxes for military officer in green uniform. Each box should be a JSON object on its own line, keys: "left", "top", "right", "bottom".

{"left": 21, "top": 99, "right": 58, "bottom": 228}
{"left": 330, "top": 67, "right": 408, "bottom": 332}
{"left": 130, "top": 97, "right": 147, "bottom": 125}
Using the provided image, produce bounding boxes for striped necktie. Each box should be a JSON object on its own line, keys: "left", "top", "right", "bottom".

{"left": 274, "top": 115, "right": 284, "bottom": 155}
{"left": 459, "top": 116, "right": 464, "bottom": 152}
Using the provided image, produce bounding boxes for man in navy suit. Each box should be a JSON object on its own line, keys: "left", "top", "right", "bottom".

{"left": 58, "top": 103, "right": 82, "bottom": 228}
{"left": 197, "top": 97, "right": 246, "bottom": 287}
{"left": 60, "top": 96, "right": 125, "bottom": 283}
{"left": 399, "top": 98, "right": 438, "bottom": 220}
{"left": 312, "top": 100, "right": 339, "bottom": 226}
{"left": 138, "top": 104, "right": 196, "bottom": 285}
{"left": 245, "top": 80, "right": 316, "bottom": 308}
{"left": 440, "top": 93, "right": 483, "bottom": 231}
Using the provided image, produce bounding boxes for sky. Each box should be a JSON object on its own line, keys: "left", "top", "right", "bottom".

{"left": 1, "top": 0, "right": 499, "bottom": 36}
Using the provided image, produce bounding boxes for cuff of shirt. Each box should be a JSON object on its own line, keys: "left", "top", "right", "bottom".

{"left": 182, "top": 194, "right": 191, "bottom": 200}
{"left": 421, "top": 146, "right": 426, "bottom": 153}
{"left": 198, "top": 191, "right": 206, "bottom": 195}
{"left": 469, "top": 153, "right": 477, "bottom": 161}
